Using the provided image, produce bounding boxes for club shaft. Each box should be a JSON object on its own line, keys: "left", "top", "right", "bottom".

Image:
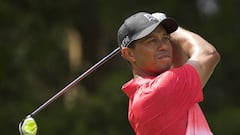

{"left": 30, "top": 47, "right": 121, "bottom": 117}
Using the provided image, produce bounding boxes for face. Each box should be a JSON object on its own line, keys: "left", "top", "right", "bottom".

{"left": 122, "top": 26, "right": 173, "bottom": 77}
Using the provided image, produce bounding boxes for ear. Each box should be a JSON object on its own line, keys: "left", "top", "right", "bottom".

{"left": 121, "top": 47, "right": 136, "bottom": 62}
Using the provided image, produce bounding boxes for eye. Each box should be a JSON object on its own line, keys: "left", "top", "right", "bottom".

{"left": 144, "top": 37, "right": 157, "bottom": 44}
{"left": 149, "top": 38, "right": 158, "bottom": 43}
{"left": 162, "top": 35, "right": 170, "bottom": 43}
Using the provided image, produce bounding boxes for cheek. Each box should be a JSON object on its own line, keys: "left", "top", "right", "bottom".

{"left": 132, "top": 52, "right": 153, "bottom": 70}
{"left": 169, "top": 47, "right": 173, "bottom": 58}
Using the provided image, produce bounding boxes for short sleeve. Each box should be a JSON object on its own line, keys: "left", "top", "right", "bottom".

{"left": 151, "top": 64, "right": 203, "bottom": 113}
{"left": 127, "top": 64, "right": 204, "bottom": 135}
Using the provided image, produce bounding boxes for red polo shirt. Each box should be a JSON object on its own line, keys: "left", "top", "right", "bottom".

{"left": 122, "top": 64, "right": 212, "bottom": 135}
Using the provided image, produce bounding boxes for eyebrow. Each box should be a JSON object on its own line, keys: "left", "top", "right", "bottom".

{"left": 141, "top": 34, "right": 153, "bottom": 41}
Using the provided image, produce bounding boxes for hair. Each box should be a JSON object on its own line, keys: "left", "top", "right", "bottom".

{"left": 128, "top": 41, "right": 136, "bottom": 49}
{"left": 120, "top": 41, "right": 137, "bottom": 70}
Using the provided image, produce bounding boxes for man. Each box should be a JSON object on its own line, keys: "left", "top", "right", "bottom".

{"left": 117, "top": 12, "right": 220, "bottom": 135}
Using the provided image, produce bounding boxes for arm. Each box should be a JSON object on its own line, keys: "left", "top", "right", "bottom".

{"left": 170, "top": 27, "right": 221, "bottom": 87}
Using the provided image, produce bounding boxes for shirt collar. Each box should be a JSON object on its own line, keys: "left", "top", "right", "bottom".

{"left": 122, "top": 76, "right": 154, "bottom": 98}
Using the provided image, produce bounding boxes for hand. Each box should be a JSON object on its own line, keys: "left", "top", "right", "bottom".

{"left": 170, "top": 28, "right": 189, "bottom": 68}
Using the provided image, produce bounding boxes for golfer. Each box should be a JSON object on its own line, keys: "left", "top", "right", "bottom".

{"left": 118, "top": 12, "right": 220, "bottom": 135}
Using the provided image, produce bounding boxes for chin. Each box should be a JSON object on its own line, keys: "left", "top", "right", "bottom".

{"left": 161, "top": 66, "right": 171, "bottom": 73}
{"left": 160, "top": 64, "right": 172, "bottom": 72}
{"left": 152, "top": 65, "right": 171, "bottom": 75}
{"left": 161, "top": 62, "right": 172, "bottom": 69}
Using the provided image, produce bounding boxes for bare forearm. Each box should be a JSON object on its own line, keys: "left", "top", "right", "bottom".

{"left": 170, "top": 27, "right": 194, "bottom": 67}
{"left": 170, "top": 27, "right": 220, "bottom": 87}
{"left": 170, "top": 27, "right": 206, "bottom": 60}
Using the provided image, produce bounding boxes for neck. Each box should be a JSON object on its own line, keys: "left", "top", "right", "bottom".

{"left": 133, "top": 71, "right": 160, "bottom": 78}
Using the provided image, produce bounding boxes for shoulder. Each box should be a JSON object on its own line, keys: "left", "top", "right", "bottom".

{"left": 159, "top": 64, "right": 198, "bottom": 78}
{"left": 152, "top": 64, "right": 201, "bottom": 88}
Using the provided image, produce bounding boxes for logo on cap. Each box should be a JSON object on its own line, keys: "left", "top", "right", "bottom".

{"left": 121, "top": 36, "right": 130, "bottom": 47}
{"left": 143, "top": 14, "right": 158, "bottom": 22}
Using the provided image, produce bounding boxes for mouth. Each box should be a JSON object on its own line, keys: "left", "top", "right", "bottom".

{"left": 157, "top": 53, "right": 171, "bottom": 59}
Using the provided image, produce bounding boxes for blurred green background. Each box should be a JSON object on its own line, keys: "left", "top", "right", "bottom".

{"left": 1, "top": 0, "right": 239, "bottom": 134}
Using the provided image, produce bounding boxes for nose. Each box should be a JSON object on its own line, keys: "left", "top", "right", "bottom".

{"left": 157, "top": 36, "right": 171, "bottom": 51}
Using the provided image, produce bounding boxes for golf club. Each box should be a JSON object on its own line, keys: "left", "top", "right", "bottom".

{"left": 19, "top": 47, "right": 121, "bottom": 135}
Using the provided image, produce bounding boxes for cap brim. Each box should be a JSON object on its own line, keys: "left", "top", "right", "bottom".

{"left": 133, "top": 18, "right": 178, "bottom": 41}
{"left": 133, "top": 22, "right": 161, "bottom": 41}
{"left": 161, "top": 18, "right": 178, "bottom": 34}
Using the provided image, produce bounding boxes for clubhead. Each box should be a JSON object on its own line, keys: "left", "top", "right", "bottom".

{"left": 18, "top": 115, "right": 37, "bottom": 135}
